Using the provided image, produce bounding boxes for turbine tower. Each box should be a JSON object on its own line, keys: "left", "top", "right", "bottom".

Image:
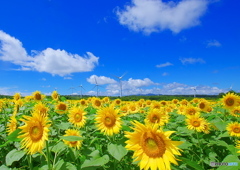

{"left": 79, "top": 84, "right": 85, "bottom": 98}
{"left": 69, "top": 86, "right": 76, "bottom": 95}
{"left": 92, "top": 76, "right": 100, "bottom": 97}
{"left": 113, "top": 72, "right": 127, "bottom": 97}
{"left": 193, "top": 87, "right": 197, "bottom": 98}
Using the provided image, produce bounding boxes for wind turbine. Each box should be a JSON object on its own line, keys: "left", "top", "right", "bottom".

{"left": 192, "top": 87, "right": 197, "bottom": 98}
{"left": 92, "top": 76, "right": 100, "bottom": 97}
{"left": 113, "top": 72, "right": 127, "bottom": 97}
{"left": 69, "top": 86, "right": 76, "bottom": 95}
{"left": 78, "top": 84, "right": 85, "bottom": 98}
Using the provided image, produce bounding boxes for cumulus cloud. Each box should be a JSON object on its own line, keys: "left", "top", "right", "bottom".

{"left": 87, "top": 75, "right": 117, "bottom": 85}
{"left": 0, "top": 30, "right": 99, "bottom": 76}
{"left": 207, "top": 40, "right": 221, "bottom": 47}
{"left": 180, "top": 57, "right": 205, "bottom": 64}
{"left": 116, "top": 0, "right": 209, "bottom": 34}
{"left": 156, "top": 62, "right": 173, "bottom": 68}
{"left": 106, "top": 77, "right": 157, "bottom": 96}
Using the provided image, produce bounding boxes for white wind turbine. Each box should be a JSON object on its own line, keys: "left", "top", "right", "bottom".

{"left": 192, "top": 87, "right": 197, "bottom": 98}
{"left": 113, "top": 72, "right": 127, "bottom": 97}
{"left": 78, "top": 84, "right": 86, "bottom": 98}
{"left": 69, "top": 85, "right": 76, "bottom": 95}
{"left": 92, "top": 76, "right": 100, "bottom": 97}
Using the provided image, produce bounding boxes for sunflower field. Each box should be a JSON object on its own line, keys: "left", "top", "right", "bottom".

{"left": 0, "top": 91, "right": 240, "bottom": 170}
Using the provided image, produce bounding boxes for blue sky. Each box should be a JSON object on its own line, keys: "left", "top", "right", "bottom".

{"left": 0, "top": 0, "right": 239, "bottom": 96}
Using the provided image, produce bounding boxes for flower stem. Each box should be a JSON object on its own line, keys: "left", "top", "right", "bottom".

{"left": 46, "top": 140, "right": 52, "bottom": 169}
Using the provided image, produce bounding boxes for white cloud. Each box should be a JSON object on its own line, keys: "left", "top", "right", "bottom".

{"left": 116, "top": 0, "right": 208, "bottom": 34}
{"left": 156, "top": 62, "right": 173, "bottom": 68}
{"left": 41, "top": 78, "right": 47, "bottom": 81}
{"left": 162, "top": 72, "right": 169, "bottom": 76}
{"left": 87, "top": 75, "right": 117, "bottom": 85}
{"left": 64, "top": 77, "right": 72, "bottom": 80}
{"left": 106, "top": 77, "right": 157, "bottom": 96}
{"left": 180, "top": 57, "right": 205, "bottom": 64}
{"left": 207, "top": 40, "right": 221, "bottom": 47}
{"left": 0, "top": 30, "right": 99, "bottom": 76}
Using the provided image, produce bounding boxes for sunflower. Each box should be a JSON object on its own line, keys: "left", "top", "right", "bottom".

{"left": 18, "top": 113, "right": 51, "bottom": 154}
{"left": 125, "top": 121, "right": 183, "bottom": 170}
{"left": 198, "top": 100, "right": 210, "bottom": 112}
{"left": 63, "top": 129, "right": 82, "bottom": 149}
{"left": 145, "top": 108, "right": 169, "bottom": 126}
{"left": 14, "top": 93, "right": 21, "bottom": 101}
{"left": 113, "top": 99, "right": 122, "bottom": 106}
{"left": 172, "top": 99, "right": 179, "bottom": 105}
{"left": 7, "top": 116, "right": 18, "bottom": 135}
{"left": 145, "top": 100, "right": 152, "bottom": 106}
{"left": 226, "top": 122, "right": 240, "bottom": 137}
{"left": 55, "top": 102, "right": 68, "bottom": 114}
{"left": 230, "top": 106, "right": 240, "bottom": 117}
{"left": 222, "top": 93, "right": 240, "bottom": 110}
{"left": 184, "top": 106, "right": 199, "bottom": 116}
{"left": 51, "top": 91, "right": 59, "bottom": 100}
{"left": 151, "top": 101, "right": 161, "bottom": 109}
{"left": 68, "top": 107, "right": 87, "bottom": 128}
{"left": 180, "top": 99, "right": 188, "bottom": 106}
{"left": 102, "top": 97, "right": 110, "bottom": 104}
{"left": 92, "top": 97, "right": 102, "bottom": 108}
{"left": 128, "top": 102, "right": 140, "bottom": 114}
{"left": 95, "top": 106, "right": 121, "bottom": 136}
{"left": 33, "top": 102, "right": 49, "bottom": 117}
{"left": 119, "top": 104, "right": 129, "bottom": 116}
{"left": 186, "top": 115, "right": 207, "bottom": 132}
{"left": 32, "top": 91, "right": 45, "bottom": 101}
{"left": 79, "top": 99, "right": 88, "bottom": 106}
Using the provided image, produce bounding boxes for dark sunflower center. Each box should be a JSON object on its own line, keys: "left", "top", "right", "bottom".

{"left": 70, "top": 141, "right": 78, "bottom": 145}
{"left": 59, "top": 104, "right": 66, "bottom": 110}
{"left": 74, "top": 113, "right": 82, "bottom": 122}
{"left": 104, "top": 114, "right": 116, "bottom": 127}
{"left": 188, "top": 109, "right": 196, "bottom": 115}
{"left": 151, "top": 115, "right": 159, "bottom": 123}
{"left": 130, "top": 106, "right": 136, "bottom": 111}
{"left": 233, "top": 127, "right": 240, "bottom": 133}
{"left": 30, "top": 125, "right": 43, "bottom": 142}
{"left": 199, "top": 103, "right": 205, "bottom": 109}
{"left": 35, "top": 93, "right": 41, "bottom": 100}
{"left": 234, "top": 110, "right": 240, "bottom": 115}
{"left": 116, "top": 100, "right": 121, "bottom": 104}
{"left": 95, "top": 100, "right": 101, "bottom": 107}
{"left": 141, "top": 132, "right": 166, "bottom": 158}
{"left": 192, "top": 121, "right": 200, "bottom": 127}
{"left": 226, "top": 98, "right": 234, "bottom": 106}
{"left": 81, "top": 101, "right": 86, "bottom": 105}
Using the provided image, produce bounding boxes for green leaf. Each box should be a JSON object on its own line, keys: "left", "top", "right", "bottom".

{"left": 53, "top": 159, "right": 64, "bottom": 170}
{"left": 0, "top": 165, "right": 10, "bottom": 170}
{"left": 216, "top": 155, "right": 240, "bottom": 170}
{"left": 60, "top": 162, "right": 77, "bottom": 170}
{"left": 6, "top": 149, "right": 25, "bottom": 166}
{"left": 59, "top": 136, "right": 84, "bottom": 141}
{"left": 60, "top": 96, "right": 66, "bottom": 101}
{"left": 7, "top": 128, "right": 22, "bottom": 142}
{"left": 178, "top": 141, "right": 192, "bottom": 150}
{"left": 210, "top": 119, "right": 227, "bottom": 131}
{"left": 81, "top": 155, "right": 109, "bottom": 168}
{"left": 107, "top": 143, "right": 128, "bottom": 161}
{"left": 181, "top": 157, "right": 204, "bottom": 170}
{"left": 89, "top": 150, "right": 100, "bottom": 159}
{"left": 57, "top": 122, "right": 71, "bottom": 130}
{"left": 227, "top": 145, "right": 239, "bottom": 156}
{"left": 51, "top": 142, "right": 66, "bottom": 153}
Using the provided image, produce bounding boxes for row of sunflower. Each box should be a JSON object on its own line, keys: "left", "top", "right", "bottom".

{"left": 0, "top": 91, "right": 240, "bottom": 169}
